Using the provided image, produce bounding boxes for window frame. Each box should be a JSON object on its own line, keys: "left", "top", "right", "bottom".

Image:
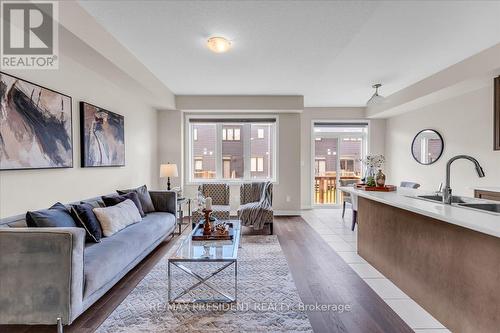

{"left": 185, "top": 115, "right": 279, "bottom": 184}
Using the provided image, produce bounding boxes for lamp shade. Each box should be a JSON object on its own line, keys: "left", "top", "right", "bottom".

{"left": 160, "top": 163, "right": 178, "bottom": 178}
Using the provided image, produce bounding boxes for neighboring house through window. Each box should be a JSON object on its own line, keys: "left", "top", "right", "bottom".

{"left": 188, "top": 118, "right": 276, "bottom": 182}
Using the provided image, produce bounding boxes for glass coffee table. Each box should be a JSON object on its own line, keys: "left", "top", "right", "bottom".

{"left": 168, "top": 220, "right": 241, "bottom": 303}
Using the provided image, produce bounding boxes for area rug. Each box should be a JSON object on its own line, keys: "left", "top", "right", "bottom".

{"left": 96, "top": 235, "right": 313, "bottom": 332}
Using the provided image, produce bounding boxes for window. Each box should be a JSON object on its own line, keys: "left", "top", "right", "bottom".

{"left": 188, "top": 118, "right": 277, "bottom": 182}
{"left": 222, "top": 127, "right": 241, "bottom": 141}
{"left": 223, "top": 158, "right": 232, "bottom": 178}
{"left": 191, "top": 124, "right": 216, "bottom": 179}
{"left": 250, "top": 124, "right": 273, "bottom": 179}
{"left": 194, "top": 158, "right": 203, "bottom": 171}
{"left": 340, "top": 158, "right": 355, "bottom": 172}
{"left": 315, "top": 158, "right": 326, "bottom": 175}
{"left": 257, "top": 157, "right": 264, "bottom": 172}
{"left": 251, "top": 157, "right": 264, "bottom": 172}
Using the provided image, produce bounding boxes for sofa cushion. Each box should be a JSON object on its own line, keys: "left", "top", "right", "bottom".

{"left": 83, "top": 212, "right": 175, "bottom": 298}
{"left": 70, "top": 203, "right": 103, "bottom": 243}
{"left": 102, "top": 192, "right": 145, "bottom": 217}
{"left": 117, "top": 185, "right": 155, "bottom": 213}
{"left": 26, "top": 202, "right": 77, "bottom": 228}
{"left": 93, "top": 199, "right": 142, "bottom": 237}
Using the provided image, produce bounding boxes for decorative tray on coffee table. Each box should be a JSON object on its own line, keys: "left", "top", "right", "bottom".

{"left": 191, "top": 222, "right": 235, "bottom": 241}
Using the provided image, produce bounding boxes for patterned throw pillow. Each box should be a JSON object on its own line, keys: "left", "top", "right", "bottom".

{"left": 93, "top": 199, "right": 142, "bottom": 237}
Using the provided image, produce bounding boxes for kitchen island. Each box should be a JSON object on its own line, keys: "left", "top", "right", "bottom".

{"left": 340, "top": 187, "right": 500, "bottom": 333}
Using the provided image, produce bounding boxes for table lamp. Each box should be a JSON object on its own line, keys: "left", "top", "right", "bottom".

{"left": 160, "top": 163, "right": 178, "bottom": 190}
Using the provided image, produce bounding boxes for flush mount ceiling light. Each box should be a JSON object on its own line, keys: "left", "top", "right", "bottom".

{"left": 366, "top": 83, "right": 384, "bottom": 105}
{"left": 207, "top": 36, "right": 232, "bottom": 53}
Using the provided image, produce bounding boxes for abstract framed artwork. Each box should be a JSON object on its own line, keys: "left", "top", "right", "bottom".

{"left": 0, "top": 72, "right": 73, "bottom": 170}
{"left": 495, "top": 76, "right": 500, "bottom": 150}
{"left": 80, "top": 102, "right": 125, "bottom": 167}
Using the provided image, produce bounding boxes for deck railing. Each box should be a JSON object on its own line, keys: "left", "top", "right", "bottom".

{"left": 314, "top": 175, "right": 361, "bottom": 204}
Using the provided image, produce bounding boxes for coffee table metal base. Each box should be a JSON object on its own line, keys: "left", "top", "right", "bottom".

{"left": 168, "top": 259, "right": 237, "bottom": 304}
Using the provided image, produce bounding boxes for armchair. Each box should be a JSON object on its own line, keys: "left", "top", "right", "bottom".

{"left": 191, "top": 183, "right": 231, "bottom": 227}
{"left": 238, "top": 182, "right": 273, "bottom": 234}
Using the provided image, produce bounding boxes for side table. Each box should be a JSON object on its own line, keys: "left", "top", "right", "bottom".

{"left": 176, "top": 197, "right": 191, "bottom": 235}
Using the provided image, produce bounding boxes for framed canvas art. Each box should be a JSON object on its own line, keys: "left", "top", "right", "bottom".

{"left": 80, "top": 102, "right": 125, "bottom": 167}
{"left": 0, "top": 72, "right": 73, "bottom": 170}
{"left": 495, "top": 76, "right": 500, "bottom": 150}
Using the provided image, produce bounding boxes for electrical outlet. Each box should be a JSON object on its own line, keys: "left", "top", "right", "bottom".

{"left": 286, "top": 195, "right": 291, "bottom": 202}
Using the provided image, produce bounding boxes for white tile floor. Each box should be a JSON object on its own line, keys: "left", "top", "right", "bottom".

{"left": 301, "top": 208, "right": 451, "bottom": 333}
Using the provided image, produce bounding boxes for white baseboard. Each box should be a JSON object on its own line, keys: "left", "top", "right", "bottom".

{"left": 274, "top": 210, "right": 302, "bottom": 216}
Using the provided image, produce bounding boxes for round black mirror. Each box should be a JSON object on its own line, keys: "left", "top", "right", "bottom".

{"left": 411, "top": 129, "right": 444, "bottom": 165}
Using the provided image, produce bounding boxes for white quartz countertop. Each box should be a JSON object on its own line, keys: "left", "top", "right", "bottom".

{"left": 339, "top": 187, "right": 500, "bottom": 239}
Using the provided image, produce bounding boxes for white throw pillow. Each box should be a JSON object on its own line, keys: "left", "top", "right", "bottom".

{"left": 93, "top": 199, "right": 142, "bottom": 237}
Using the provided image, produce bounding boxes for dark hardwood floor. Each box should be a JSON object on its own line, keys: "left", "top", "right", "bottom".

{"left": 1, "top": 216, "right": 412, "bottom": 333}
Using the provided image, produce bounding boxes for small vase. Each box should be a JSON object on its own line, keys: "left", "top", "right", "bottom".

{"left": 375, "top": 169, "right": 386, "bottom": 187}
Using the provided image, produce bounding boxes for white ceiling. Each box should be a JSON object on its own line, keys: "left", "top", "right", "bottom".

{"left": 79, "top": 0, "right": 500, "bottom": 107}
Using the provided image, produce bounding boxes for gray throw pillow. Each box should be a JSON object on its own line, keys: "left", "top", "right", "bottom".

{"left": 117, "top": 184, "right": 155, "bottom": 213}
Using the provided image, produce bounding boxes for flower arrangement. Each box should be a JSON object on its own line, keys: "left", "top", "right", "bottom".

{"left": 360, "top": 154, "right": 386, "bottom": 184}
{"left": 361, "top": 154, "right": 385, "bottom": 168}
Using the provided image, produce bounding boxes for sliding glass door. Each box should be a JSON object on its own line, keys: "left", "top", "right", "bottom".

{"left": 313, "top": 123, "right": 367, "bottom": 206}
{"left": 314, "top": 137, "right": 339, "bottom": 204}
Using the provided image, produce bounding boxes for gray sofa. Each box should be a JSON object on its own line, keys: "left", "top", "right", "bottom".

{"left": 0, "top": 190, "right": 177, "bottom": 330}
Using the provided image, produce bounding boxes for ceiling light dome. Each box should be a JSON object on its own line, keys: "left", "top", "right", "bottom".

{"left": 207, "top": 36, "right": 232, "bottom": 53}
{"left": 367, "top": 83, "right": 384, "bottom": 105}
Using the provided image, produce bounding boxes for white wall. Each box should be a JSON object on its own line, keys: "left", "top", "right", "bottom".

{"left": 300, "top": 107, "right": 385, "bottom": 209}
{"left": 157, "top": 109, "right": 184, "bottom": 190}
{"left": 385, "top": 84, "right": 497, "bottom": 196}
{"left": 0, "top": 29, "right": 174, "bottom": 218}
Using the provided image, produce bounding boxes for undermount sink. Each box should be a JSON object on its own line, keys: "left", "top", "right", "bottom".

{"left": 411, "top": 195, "right": 500, "bottom": 215}
{"left": 416, "top": 195, "right": 468, "bottom": 204}
{"left": 458, "top": 203, "right": 500, "bottom": 214}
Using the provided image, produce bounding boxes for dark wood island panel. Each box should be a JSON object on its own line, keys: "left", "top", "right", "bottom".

{"left": 358, "top": 197, "right": 500, "bottom": 333}
{"left": 474, "top": 189, "right": 500, "bottom": 202}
